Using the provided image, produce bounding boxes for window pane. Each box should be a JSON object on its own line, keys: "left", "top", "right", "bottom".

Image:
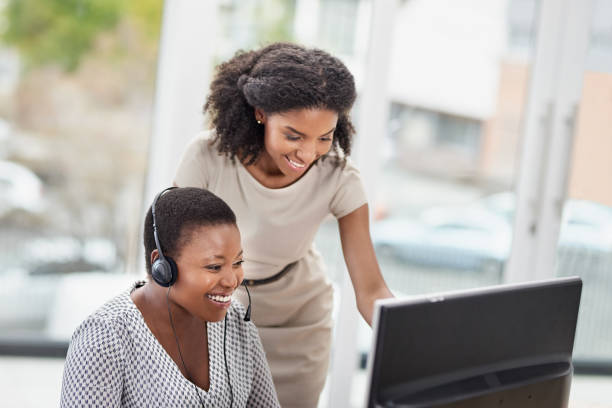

{"left": 556, "top": 0, "right": 612, "bottom": 362}
{"left": 0, "top": 0, "right": 163, "bottom": 342}
{"left": 373, "top": 0, "right": 536, "bottom": 296}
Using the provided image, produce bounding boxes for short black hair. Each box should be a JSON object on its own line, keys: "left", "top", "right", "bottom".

{"left": 143, "top": 187, "right": 237, "bottom": 275}
{"left": 205, "top": 42, "right": 357, "bottom": 166}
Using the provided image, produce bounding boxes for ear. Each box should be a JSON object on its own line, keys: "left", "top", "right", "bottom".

{"left": 150, "top": 249, "right": 159, "bottom": 265}
{"left": 254, "top": 108, "right": 266, "bottom": 124}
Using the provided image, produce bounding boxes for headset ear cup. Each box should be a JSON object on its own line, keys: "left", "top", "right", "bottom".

{"left": 152, "top": 257, "right": 177, "bottom": 287}
{"left": 165, "top": 256, "right": 178, "bottom": 286}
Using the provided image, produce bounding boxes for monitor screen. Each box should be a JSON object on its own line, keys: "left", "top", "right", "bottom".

{"left": 365, "top": 277, "right": 582, "bottom": 408}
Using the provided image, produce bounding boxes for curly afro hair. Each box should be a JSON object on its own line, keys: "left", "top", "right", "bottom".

{"left": 143, "top": 187, "right": 237, "bottom": 275}
{"left": 205, "top": 42, "right": 357, "bottom": 166}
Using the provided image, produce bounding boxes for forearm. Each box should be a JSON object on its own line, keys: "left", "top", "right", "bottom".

{"left": 338, "top": 204, "right": 395, "bottom": 326}
{"left": 343, "top": 242, "right": 394, "bottom": 325}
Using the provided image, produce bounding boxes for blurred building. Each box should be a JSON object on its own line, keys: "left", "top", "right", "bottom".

{"left": 291, "top": 0, "right": 612, "bottom": 206}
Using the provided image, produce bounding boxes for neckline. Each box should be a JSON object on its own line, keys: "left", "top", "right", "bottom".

{"left": 237, "top": 158, "right": 318, "bottom": 192}
{"left": 125, "top": 290, "right": 216, "bottom": 395}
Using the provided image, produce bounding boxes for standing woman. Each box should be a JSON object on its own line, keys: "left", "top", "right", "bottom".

{"left": 174, "top": 42, "right": 393, "bottom": 407}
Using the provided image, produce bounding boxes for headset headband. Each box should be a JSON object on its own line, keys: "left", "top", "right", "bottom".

{"left": 151, "top": 186, "right": 178, "bottom": 261}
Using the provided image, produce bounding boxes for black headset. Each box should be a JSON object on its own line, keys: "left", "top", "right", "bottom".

{"left": 151, "top": 187, "right": 179, "bottom": 287}
{"left": 150, "top": 186, "right": 252, "bottom": 321}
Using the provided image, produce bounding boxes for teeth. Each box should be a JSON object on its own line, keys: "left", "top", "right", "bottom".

{"left": 207, "top": 294, "right": 231, "bottom": 303}
{"left": 287, "top": 157, "right": 305, "bottom": 168}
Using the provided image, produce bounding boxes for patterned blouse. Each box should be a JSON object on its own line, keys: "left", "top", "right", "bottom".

{"left": 60, "top": 285, "right": 280, "bottom": 407}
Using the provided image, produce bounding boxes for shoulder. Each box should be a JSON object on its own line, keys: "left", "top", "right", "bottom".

{"left": 69, "top": 290, "right": 134, "bottom": 354}
{"left": 184, "top": 130, "right": 222, "bottom": 160}
{"left": 175, "top": 130, "right": 234, "bottom": 187}
{"left": 322, "top": 156, "right": 368, "bottom": 217}
{"left": 314, "top": 154, "right": 363, "bottom": 187}
{"left": 89, "top": 290, "right": 134, "bottom": 326}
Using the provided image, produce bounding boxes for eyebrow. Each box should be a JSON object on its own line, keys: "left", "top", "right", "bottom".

{"left": 285, "top": 126, "right": 336, "bottom": 138}
{"left": 207, "top": 250, "right": 243, "bottom": 261}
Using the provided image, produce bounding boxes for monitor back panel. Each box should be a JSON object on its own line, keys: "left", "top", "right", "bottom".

{"left": 366, "top": 277, "right": 582, "bottom": 407}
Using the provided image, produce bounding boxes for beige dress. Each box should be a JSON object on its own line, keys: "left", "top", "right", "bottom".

{"left": 174, "top": 131, "right": 367, "bottom": 407}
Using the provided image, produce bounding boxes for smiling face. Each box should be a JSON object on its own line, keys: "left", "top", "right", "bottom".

{"left": 254, "top": 108, "right": 338, "bottom": 184}
{"left": 158, "top": 223, "right": 244, "bottom": 323}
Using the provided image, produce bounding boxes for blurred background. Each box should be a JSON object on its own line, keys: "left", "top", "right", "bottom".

{"left": 0, "top": 0, "right": 611, "bottom": 406}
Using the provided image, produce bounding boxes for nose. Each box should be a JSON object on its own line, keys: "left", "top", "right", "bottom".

{"left": 219, "top": 265, "right": 241, "bottom": 289}
{"left": 296, "top": 141, "right": 317, "bottom": 163}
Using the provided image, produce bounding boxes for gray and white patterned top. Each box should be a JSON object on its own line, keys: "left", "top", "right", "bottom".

{"left": 60, "top": 285, "right": 280, "bottom": 407}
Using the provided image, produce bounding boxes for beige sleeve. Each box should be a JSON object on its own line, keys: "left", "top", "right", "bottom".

{"left": 173, "top": 134, "right": 212, "bottom": 188}
{"left": 329, "top": 158, "right": 368, "bottom": 219}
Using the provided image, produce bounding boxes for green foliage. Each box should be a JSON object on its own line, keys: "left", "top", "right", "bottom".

{"left": 1, "top": 0, "right": 162, "bottom": 72}
{"left": 124, "top": 0, "right": 163, "bottom": 42}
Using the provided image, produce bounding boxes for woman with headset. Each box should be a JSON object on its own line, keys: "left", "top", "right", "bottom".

{"left": 174, "top": 42, "right": 394, "bottom": 407}
{"left": 60, "top": 187, "right": 280, "bottom": 407}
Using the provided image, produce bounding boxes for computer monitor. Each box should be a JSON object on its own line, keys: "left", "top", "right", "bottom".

{"left": 364, "top": 276, "right": 582, "bottom": 408}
